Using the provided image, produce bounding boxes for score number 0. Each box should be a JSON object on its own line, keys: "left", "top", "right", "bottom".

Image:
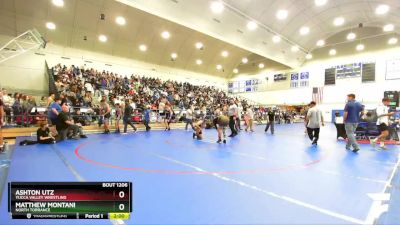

{"left": 118, "top": 191, "right": 125, "bottom": 211}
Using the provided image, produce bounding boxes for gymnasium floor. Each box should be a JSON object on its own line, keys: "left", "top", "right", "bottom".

{"left": 0, "top": 123, "right": 399, "bottom": 225}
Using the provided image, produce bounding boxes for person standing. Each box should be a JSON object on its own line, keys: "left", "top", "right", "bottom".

{"left": 164, "top": 103, "right": 173, "bottom": 131}
{"left": 228, "top": 99, "right": 238, "bottom": 137}
{"left": 343, "top": 94, "right": 363, "bottom": 153}
{"left": 115, "top": 103, "right": 122, "bottom": 133}
{"left": 244, "top": 107, "right": 254, "bottom": 132}
{"left": 236, "top": 100, "right": 243, "bottom": 131}
{"left": 371, "top": 98, "right": 395, "bottom": 150}
{"left": 100, "top": 99, "right": 111, "bottom": 134}
{"left": 0, "top": 95, "right": 4, "bottom": 152}
{"left": 265, "top": 108, "right": 275, "bottom": 134}
{"left": 305, "top": 101, "right": 324, "bottom": 145}
{"left": 185, "top": 105, "right": 194, "bottom": 131}
{"left": 143, "top": 105, "right": 151, "bottom": 132}
{"left": 122, "top": 100, "right": 137, "bottom": 134}
{"left": 48, "top": 97, "right": 62, "bottom": 125}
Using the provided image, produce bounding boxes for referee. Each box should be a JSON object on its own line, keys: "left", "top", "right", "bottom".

{"left": 228, "top": 99, "right": 238, "bottom": 137}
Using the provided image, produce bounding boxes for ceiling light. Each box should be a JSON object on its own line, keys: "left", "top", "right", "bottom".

{"left": 272, "top": 35, "right": 281, "bottom": 43}
{"left": 329, "top": 49, "right": 336, "bottom": 56}
{"left": 98, "top": 35, "right": 107, "bottom": 42}
{"left": 333, "top": 17, "right": 345, "bottom": 26}
{"left": 388, "top": 37, "right": 398, "bottom": 45}
{"left": 299, "top": 26, "right": 310, "bottom": 35}
{"left": 276, "top": 10, "right": 288, "bottom": 20}
{"left": 242, "top": 57, "right": 248, "bottom": 64}
{"left": 196, "top": 59, "right": 203, "bottom": 65}
{"left": 233, "top": 68, "right": 239, "bottom": 74}
{"left": 314, "top": 0, "right": 327, "bottom": 6}
{"left": 216, "top": 64, "right": 223, "bottom": 70}
{"left": 52, "top": 0, "right": 64, "bottom": 7}
{"left": 171, "top": 53, "right": 178, "bottom": 59}
{"left": 221, "top": 50, "right": 229, "bottom": 57}
{"left": 258, "top": 63, "right": 265, "bottom": 69}
{"left": 383, "top": 24, "right": 394, "bottom": 32}
{"left": 356, "top": 44, "right": 365, "bottom": 51}
{"left": 305, "top": 53, "right": 313, "bottom": 59}
{"left": 46, "top": 22, "right": 56, "bottom": 30}
{"left": 139, "top": 44, "right": 147, "bottom": 52}
{"left": 210, "top": 1, "right": 224, "bottom": 14}
{"left": 247, "top": 21, "right": 258, "bottom": 30}
{"left": 195, "top": 42, "right": 204, "bottom": 49}
{"left": 291, "top": 46, "right": 299, "bottom": 52}
{"left": 115, "top": 16, "right": 126, "bottom": 25}
{"left": 347, "top": 32, "right": 356, "bottom": 40}
{"left": 161, "top": 31, "right": 170, "bottom": 39}
{"left": 316, "top": 39, "right": 325, "bottom": 47}
{"left": 375, "top": 4, "right": 389, "bottom": 15}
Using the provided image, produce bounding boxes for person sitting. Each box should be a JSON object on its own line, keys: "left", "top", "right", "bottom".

{"left": 37, "top": 121, "right": 56, "bottom": 144}
{"left": 56, "top": 104, "right": 88, "bottom": 141}
{"left": 72, "top": 108, "right": 87, "bottom": 126}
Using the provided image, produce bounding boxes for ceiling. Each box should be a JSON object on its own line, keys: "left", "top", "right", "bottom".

{"left": 0, "top": 0, "right": 289, "bottom": 78}
{"left": 0, "top": 0, "right": 399, "bottom": 78}
{"left": 118, "top": 0, "right": 400, "bottom": 71}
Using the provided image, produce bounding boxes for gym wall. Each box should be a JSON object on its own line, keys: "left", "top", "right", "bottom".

{"left": 0, "top": 34, "right": 227, "bottom": 95}
{"left": 232, "top": 46, "right": 400, "bottom": 120}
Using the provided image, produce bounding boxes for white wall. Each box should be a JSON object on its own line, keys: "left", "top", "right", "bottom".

{"left": 0, "top": 34, "right": 227, "bottom": 96}
{"left": 231, "top": 47, "right": 400, "bottom": 121}
{"left": 0, "top": 35, "right": 47, "bottom": 95}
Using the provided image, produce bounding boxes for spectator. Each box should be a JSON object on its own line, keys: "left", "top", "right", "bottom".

{"left": 72, "top": 108, "right": 86, "bottom": 126}
{"left": 115, "top": 103, "right": 122, "bottom": 133}
{"left": 0, "top": 92, "right": 4, "bottom": 151}
{"left": 306, "top": 101, "right": 324, "bottom": 145}
{"left": 47, "top": 93, "right": 55, "bottom": 107}
{"left": 143, "top": 105, "right": 151, "bottom": 131}
{"left": 48, "top": 97, "right": 62, "bottom": 125}
{"left": 122, "top": 100, "right": 137, "bottom": 134}
{"left": 244, "top": 107, "right": 254, "bottom": 132}
{"left": 56, "top": 104, "right": 87, "bottom": 141}
{"left": 343, "top": 94, "right": 363, "bottom": 153}
{"left": 1, "top": 89, "right": 13, "bottom": 125}
{"left": 185, "top": 105, "right": 194, "bottom": 131}
{"left": 37, "top": 121, "right": 56, "bottom": 144}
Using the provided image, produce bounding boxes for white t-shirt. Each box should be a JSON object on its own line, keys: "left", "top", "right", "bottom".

{"left": 307, "top": 107, "right": 323, "bottom": 128}
{"left": 376, "top": 104, "right": 389, "bottom": 125}
{"left": 2, "top": 95, "right": 13, "bottom": 106}
{"left": 228, "top": 104, "right": 238, "bottom": 116}
{"left": 246, "top": 109, "right": 254, "bottom": 120}
{"left": 186, "top": 109, "right": 193, "bottom": 120}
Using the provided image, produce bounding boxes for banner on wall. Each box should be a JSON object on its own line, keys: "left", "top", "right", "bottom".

{"left": 290, "top": 72, "right": 309, "bottom": 88}
{"left": 386, "top": 59, "right": 400, "bottom": 80}
{"left": 335, "top": 63, "right": 362, "bottom": 79}
{"left": 290, "top": 73, "right": 299, "bottom": 88}
{"left": 228, "top": 79, "right": 261, "bottom": 93}
{"left": 300, "top": 72, "right": 309, "bottom": 87}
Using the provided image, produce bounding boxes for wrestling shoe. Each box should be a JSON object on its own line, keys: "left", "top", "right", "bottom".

{"left": 370, "top": 139, "right": 376, "bottom": 148}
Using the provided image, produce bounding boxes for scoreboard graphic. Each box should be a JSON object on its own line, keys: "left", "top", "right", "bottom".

{"left": 8, "top": 182, "right": 132, "bottom": 220}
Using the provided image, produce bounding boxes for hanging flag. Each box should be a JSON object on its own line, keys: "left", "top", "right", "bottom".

{"left": 312, "top": 87, "right": 324, "bottom": 104}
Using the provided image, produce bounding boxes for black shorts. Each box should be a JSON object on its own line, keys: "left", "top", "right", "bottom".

{"left": 378, "top": 123, "right": 389, "bottom": 132}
